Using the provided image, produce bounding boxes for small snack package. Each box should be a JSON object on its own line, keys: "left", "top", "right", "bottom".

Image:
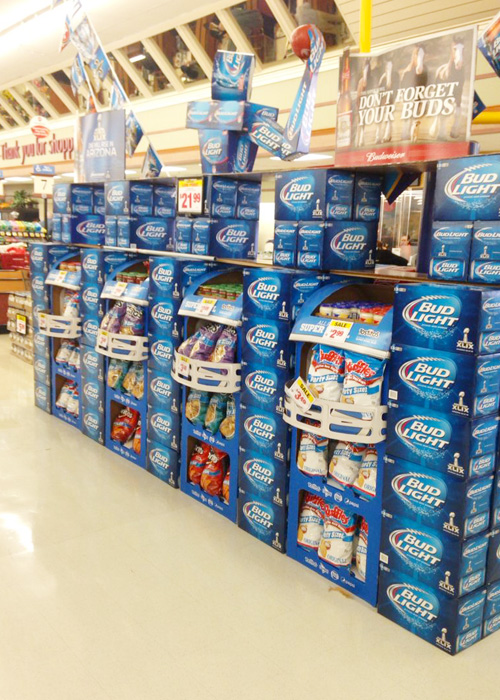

{"left": 340, "top": 351, "right": 386, "bottom": 406}
{"left": 205, "top": 393, "right": 228, "bottom": 434}
{"left": 66, "top": 385, "right": 80, "bottom": 417}
{"left": 352, "top": 446, "right": 377, "bottom": 499}
{"left": 219, "top": 395, "right": 236, "bottom": 439}
{"left": 120, "top": 303, "right": 145, "bottom": 336}
{"left": 67, "top": 345, "right": 80, "bottom": 371}
{"left": 130, "top": 363, "right": 144, "bottom": 400}
{"left": 297, "top": 493, "right": 325, "bottom": 549}
{"left": 101, "top": 301, "right": 126, "bottom": 333}
{"left": 107, "top": 359, "right": 129, "bottom": 390}
{"left": 177, "top": 329, "right": 203, "bottom": 358}
{"left": 61, "top": 290, "right": 79, "bottom": 318}
{"left": 133, "top": 420, "right": 142, "bottom": 455}
{"left": 185, "top": 389, "right": 210, "bottom": 426}
{"left": 222, "top": 468, "right": 230, "bottom": 503}
{"left": 200, "top": 446, "right": 227, "bottom": 496}
{"left": 188, "top": 441, "right": 211, "bottom": 484}
{"left": 329, "top": 441, "right": 365, "bottom": 487}
{"left": 307, "top": 345, "right": 345, "bottom": 401}
{"left": 55, "top": 340, "right": 74, "bottom": 365}
{"left": 55, "top": 381, "right": 74, "bottom": 410}
{"left": 110, "top": 406, "right": 140, "bottom": 443}
{"left": 190, "top": 323, "right": 223, "bottom": 360}
{"left": 318, "top": 503, "right": 356, "bottom": 567}
{"left": 354, "top": 518, "right": 368, "bottom": 582}
{"left": 297, "top": 428, "right": 329, "bottom": 477}
{"left": 209, "top": 326, "right": 237, "bottom": 363}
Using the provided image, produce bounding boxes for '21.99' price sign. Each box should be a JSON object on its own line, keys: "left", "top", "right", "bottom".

{"left": 178, "top": 178, "right": 203, "bottom": 215}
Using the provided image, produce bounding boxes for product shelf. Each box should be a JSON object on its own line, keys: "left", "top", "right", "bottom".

{"left": 95, "top": 330, "right": 149, "bottom": 361}
{"left": 172, "top": 350, "right": 241, "bottom": 393}
{"left": 38, "top": 312, "right": 82, "bottom": 339}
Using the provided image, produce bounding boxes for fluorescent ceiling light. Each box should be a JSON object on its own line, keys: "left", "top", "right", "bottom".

{"left": 161, "top": 166, "right": 187, "bottom": 173}
{"left": 5, "top": 176, "right": 33, "bottom": 182}
{"left": 269, "top": 153, "right": 334, "bottom": 161}
{"left": 129, "top": 53, "right": 146, "bottom": 63}
{"left": 125, "top": 169, "right": 137, "bottom": 175}
{"left": 61, "top": 172, "right": 75, "bottom": 177}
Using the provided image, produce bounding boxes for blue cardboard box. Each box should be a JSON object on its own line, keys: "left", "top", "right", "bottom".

{"left": 81, "top": 373, "right": 105, "bottom": 414}
{"left": 53, "top": 183, "right": 71, "bottom": 214}
{"left": 485, "top": 581, "right": 500, "bottom": 619}
{"left": 199, "top": 129, "right": 240, "bottom": 174}
{"left": 105, "top": 181, "right": 153, "bottom": 217}
{"left": 81, "top": 317, "right": 100, "bottom": 349}
{"left": 34, "top": 380, "right": 51, "bottom": 413}
{"left": 148, "top": 337, "right": 176, "bottom": 373}
{"left": 117, "top": 216, "right": 175, "bottom": 251}
{"left": 70, "top": 214, "right": 106, "bottom": 245}
{"left": 70, "top": 185, "right": 93, "bottom": 215}
{"left": 186, "top": 99, "right": 245, "bottom": 130}
{"left": 192, "top": 218, "right": 210, "bottom": 256}
{"left": 238, "top": 446, "right": 288, "bottom": 504}
{"left": 243, "top": 267, "right": 294, "bottom": 323}
{"left": 471, "top": 222, "right": 500, "bottom": 262}
{"left": 431, "top": 222, "right": 473, "bottom": 260}
{"left": 209, "top": 177, "right": 237, "bottom": 218}
{"left": 434, "top": 155, "right": 500, "bottom": 221}
{"left": 105, "top": 216, "right": 117, "bottom": 246}
{"left": 209, "top": 218, "right": 257, "bottom": 260}
{"left": 80, "top": 250, "right": 130, "bottom": 285}
{"left": 30, "top": 273, "right": 49, "bottom": 304}
{"left": 212, "top": 50, "right": 255, "bottom": 101}
{"left": 147, "top": 370, "right": 181, "bottom": 414}
{"left": 354, "top": 173, "right": 382, "bottom": 222}
{"left": 429, "top": 259, "right": 467, "bottom": 281}
{"left": 323, "top": 220, "right": 377, "bottom": 270}
{"left": 273, "top": 221, "right": 297, "bottom": 268}
{"left": 297, "top": 221, "right": 324, "bottom": 269}
{"left": 80, "top": 282, "right": 104, "bottom": 321}
{"left": 470, "top": 260, "right": 500, "bottom": 284}
{"left": 325, "top": 169, "right": 354, "bottom": 220}
{"left": 291, "top": 272, "right": 331, "bottom": 320}
{"left": 147, "top": 406, "right": 180, "bottom": 452}
{"left": 487, "top": 529, "right": 500, "bottom": 584}
{"left": 275, "top": 170, "right": 326, "bottom": 221}
{"left": 33, "top": 355, "right": 51, "bottom": 385}
{"left": 93, "top": 186, "right": 105, "bottom": 216}
{"left": 149, "top": 299, "right": 182, "bottom": 339}
{"left": 33, "top": 331, "right": 50, "bottom": 360}
{"left": 238, "top": 490, "right": 287, "bottom": 552}
{"left": 242, "top": 315, "right": 293, "bottom": 371}
{"left": 153, "top": 185, "right": 176, "bottom": 218}
{"left": 81, "top": 407, "right": 104, "bottom": 444}
{"left": 149, "top": 258, "right": 181, "bottom": 299}
{"left": 81, "top": 346, "right": 105, "bottom": 381}
{"left": 237, "top": 180, "right": 261, "bottom": 219}
{"left": 382, "top": 454, "right": 492, "bottom": 539}
{"left": 146, "top": 439, "right": 179, "bottom": 486}
{"left": 240, "top": 403, "right": 289, "bottom": 464}
{"left": 52, "top": 214, "right": 62, "bottom": 241}
{"left": 61, "top": 215, "right": 72, "bottom": 243}
{"left": 241, "top": 362, "right": 288, "bottom": 415}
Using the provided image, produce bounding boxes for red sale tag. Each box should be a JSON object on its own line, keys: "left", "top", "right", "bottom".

{"left": 177, "top": 179, "right": 203, "bottom": 215}
{"left": 289, "top": 377, "right": 315, "bottom": 412}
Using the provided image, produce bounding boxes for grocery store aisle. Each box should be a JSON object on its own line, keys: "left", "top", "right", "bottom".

{"left": 0, "top": 335, "right": 497, "bottom": 700}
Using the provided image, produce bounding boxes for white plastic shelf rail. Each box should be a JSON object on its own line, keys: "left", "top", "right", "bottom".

{"left": 38, "top": 312, "right": 81, "bottom": 339}
{"left": 172, "top": 350, "right": 241, "bottom": 393}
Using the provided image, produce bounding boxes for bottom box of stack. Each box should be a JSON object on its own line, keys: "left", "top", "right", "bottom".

{"left": 80, "top": 346, "right": 105, "bottom": 444}
{"left": 146, "top": 439, "right": 180, "bottom": 487}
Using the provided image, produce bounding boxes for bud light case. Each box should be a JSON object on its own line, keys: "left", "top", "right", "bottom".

{"left": 93, "top": 186, "right": 105, "bottom": 216}
{"left": 148, "top": 299, "right": 182, "bottom": 340}
{"left": 33, "top": 355, "right": 51, "bottom": 385}
{"left": 242, "top": 315, "right": 293, "bottom": 371}
{"left": 53, "top": 183, "right": 71, "bottom": 214}
{"left": 237, "top": 491, "right": 287, "bottom": 552}
{"left": 430, "top": 222, "right": 473, "bottom": 260}
{"left": 386, "top": 400, "right": 499, "bottom": 478}
{"left": 117, "top": 216, "right": 175, "bottom": 251}
{"left": 354, "top": 174, "right": 382, "bottom": 222}
{"left": 80, "top": 282, "right": 104, "bottom": 320}
{"left": 273, "top": 221, "right": 297, "bottom": 268}
{"left": 61, "top": 215, "right": 71, "bottom": 243}
{"left": 146, "top": 439, "right": 179, "bottom": 487}
{"left": 147, "top": 370, "right": 181, "bottom": 413}
{"left": 199, "top": 129, "right": 239, "bottom": 174}
{"left": 325, "top": 169, "right": 354, "bottom": 220}
{"left": 82, "top": 407, "right": 104, "bottom": 444}
{"left": 487, "top": 528, "right": 500, "bottom": 585}
{"left": 297, "top": 221, "right": 324, "bottom": 270}
{"left": 80, "top": 250, "right": 130, "bottom": 286}
{"left": 153, "top": 185, "right": 176, "bottom": 218}
{"left": 212, "top": 50, "right": 255, "bottom": 101}
{"left": 243, "top": 268, "right": 294, "bottom": 322}
{"left": 105, "top": 181, "right": 153, "bottom": 217}
{"left": 240, "top": 403, "right": 289, "bottom": 464}
{"left": 208, "top": 177, "right": 237, "bottom": 218}
{"left": 237, "top": 180, "right": 261, "bottom": 213}
{"left": 238, "top": 446, "right": 288, "bottom": 504}
{"left": 434, "top": 155, "right": 500, "bottom": 221}
{"left": 33, "top": 330, "right": 50, "bottom": 360}
{"left": 148, "top": 337, "right": 176, "bottom": 373}
{"left": 241, "top": 362, "right": 288, "bottom": 415}
{"left": 470, "top": 260, "right": 500, "bottom": 284}
{"left": 323, "top": 221, "right": 377, "bottom": 270}
{"left": 52, "top": 214, "right": 62, "bottom": 242}
{"left": 485, "top": 581, "right": 500, "bottom": 620}
{"left": 275, "top": 170, "right": 326, "bottom": 221}
{"left": 471, "top": 221, "right": 500, "bottom": 262}
{"left": 34, "top": 380, "right": 51, "bottom": 413}
{"left": 377, "top": 568, "right": 486, "bottom": 654}
{"left": 429, "top": 259, "right": 467, "bottom": 281}
{"left": 70, "top": 185, "right": 93, "bottom": 215}
{"left": 81, "top": 317, "right": 100, "bottom": 349}
{"left": 70, "top": 214, "right": 106, "bottom": 245}
{"left": 382, "top": 454, "right": 492, "bottom": 540}
{"left": 186, "top": 99, "right": 245, "bottom": 131}
{"left": 209, "top": 218, "right": 257, "bottom": 259}
{"left": 147, "top": 406, "right": 180, "bottom": 452}
{"left": 81, "top": 372, "right": 105, "bottom": 415}
{"left": 105, "top": 216, "right": 117, "bottom": 246}
{"left": 174, "top": 217, "right": 192, "bottom": 246}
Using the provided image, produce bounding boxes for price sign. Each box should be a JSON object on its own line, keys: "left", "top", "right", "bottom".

{"left": 323, "top": 320, "right": 353, "bottom": 344}
{"left": 178, "top": 178, "right": 203, "bottom": 215}
{"left": 16, "top": 313, "right": 27, "bottom": 335}
{"left": 33, "top": 176, "right": 54, "bottom": 196}
{"left": 113, "top": 281, "right": 128, "bottom": 297}
{"left": 196, "top": 297, "right": 217, "bottom": 316}
{"left": 56, "top": 269, "right": 68, "bottom": 284}
{"left": 38, "top": 312, "right": 47, "bottom": 330}
{"left": 97, "top": 329, "right": 109, "bottom": 349}
{"left": 177, "top": 354, "right": 190, "bottom": 377}
{"left": 289, "top": 376, "right": 315, "bottom": 412}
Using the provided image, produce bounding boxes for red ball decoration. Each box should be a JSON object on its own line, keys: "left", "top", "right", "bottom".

{"left": 290, "top": 24, "right": 315, "bottom": 60}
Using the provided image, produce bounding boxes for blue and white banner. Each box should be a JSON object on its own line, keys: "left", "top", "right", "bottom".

{"left": 89, "top": 46, "right": 111, "bottom": 92}
{"left": 70, "top": 54, "right": 86, "bottom": 95}
{"left": 110, "top": 81, "right": 128, "bottom": 110}
{"left": 78, "top": 110, "right": 125, "bottom": 182}
{"left": 141, "top": 143, "right": 163, "bottom": 178}
{"left": 126, "top": 111, "right": 143, "bottom": 157}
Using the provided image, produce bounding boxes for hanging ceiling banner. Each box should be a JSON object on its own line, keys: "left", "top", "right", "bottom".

{"left": 76, "top": 109, "right": 125, "bottom": 182}
{"left": 335, "top": 27, "right": 477, "bottom": 167}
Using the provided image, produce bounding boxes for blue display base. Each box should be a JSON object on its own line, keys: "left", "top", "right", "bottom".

{"left": 52, "top": 403, "right": 81, "bottom": 429}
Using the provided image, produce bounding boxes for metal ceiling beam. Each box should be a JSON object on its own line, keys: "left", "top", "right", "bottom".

{"left": 175, "top": 24, "right": 213, "bottom": 79}
{"left": 0, "top": 94, "right": 25, "bottom": 126}
{"left": 112, "top": 48, "right": 153, "bottom": 98}
{"left": 28, "top": 81, "right": 60, "bottom": 119}
{"left": 265, "top": 0, "right": 297, "bottom": 40}
{"left": 142, "top": 37, "right": 185, "bottom": 92}
{"left": 42, "top": 74, "right": 78, "bottom": 114}
{"left": 216, "top": 8, "right": 263, "bottom": 72}
{"left": 8, "top": 88, "right": 36, "bottom": 119}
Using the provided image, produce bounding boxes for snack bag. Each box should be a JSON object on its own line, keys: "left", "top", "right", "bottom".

{"left": 68, "top": 345, "right": 80, "bottom": 371}
{"left": 61, "top": 290, "right": 79, "bottom": 317}
{"left": 307, "top": 345, "right": 344, "bottom": 401}
{"left": 131, "top": 363, "right": 144, "bottom": 400}
{"left": 66, "top": 385, "right": 80, "bottom": 417}
{"left": 297, "top": 493, "right": 325, "bottom": 549}
{"left": 177, "top": 329, "right": 203, "bottom": 358}
{"left": 222, "top": 468, "right": 230, "bottom": 503}
{"left": 190, "top": 323, "right": 224, "bottom": 360}
{"left": 318, "top": 504, "right": 356, "bottom": 567}
{"left": 188, "top": 442, "right": 211, "bottom": 484}
{"left": 297, "top": 428, "right": 329, "bottom": 477}
{"left": 55, "top": 381, "right": 74, "bottom": 410}
{"left": 120, "top": 303, "right": 144, "bottom": 336}
{"left": 329, "top": 441, "right": 365, "bottom": 486}
{"left": 340, "top": 351, "right": 386, "bottom": 406}
{"left": 354, "top": 518, "right": 368, "bottom": 582}
{"left": 219, "top": 395, "right": 236, "bottom": 439}
{"left": 353, "top": 446, "right": 377, "bottom": 499}
{"left": 185, "top": 389, "right": 210, "bottom": 426}
{"left": 55, "top": 340, "right": 74, "bottom": 364}
{"left": 107, "top": 359, "right": 129, "bottom": 390}
{"left": 133, "top": 420, "right": 142, "bottom": 455}
{"left": 209, "top": 326, "right": 237, "bottom": 363}
{"left": 101, "top": 301, "right": 126, "bottom": 333}
{"left": 110, "top": 406, "right": 140, "bottom": 443}
{"left": 205, "top": 393, "right": 228, "bottom": 434}
{"left": 200, "top": 446, "right": 227, "bottom": 496}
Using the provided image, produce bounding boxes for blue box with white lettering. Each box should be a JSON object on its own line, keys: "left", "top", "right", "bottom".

{"left": 147, "top": 405, "right": 180, "bottom": 452}
{"left": 208, "top": 177, "right": 237, "bottom": 218}
{"left": 392, "top": 283, "right": 500, "bottom": 355}
{"left": 81, "top": 317, "right": 100, "bottom": 350}
{"left": 105, "top": 216, "right": 117, "bottom": 246}
{"left": 354, "top": 173, "right": 382, "bottom": 222}
{"left": 70, "top": 185, "right": 93, "bottom": 215}
{"left": 236, "top": 180, "right": 261, "bottom": 219}
{"left": 242, "top": 315, "right": 293, "bottom": 372}
{"left": 434, "top": 155, "right": 500, "bottom": 221}
{"left": 243, "top": 267, "right": 294, "bottom": 323}
{"left": 33, "top": 330, "right": 50, "bottom": 361}
{"left": 209, "top": 218, "right": 257, "bottom": 260}
{"left": 487, "top": 528, "right": 500, "bottom": 584}
{"left": 297, "top": 221, "right": 324, "bottom": 270}
{"left": 33, "top": 354, "right": 51, "bottom": 386}
{"left": 430, "top": 222, "right": 473, "bottom": 260}
{"left": 153, "top": 185, "right": 176, "bottom": 218}
{"left": 29, "top": 243, "right": 76, "bottom": 276}
{"left": 212, "top": 50, "right": 255, "bottom": 101}
{"left": 52, "top": 214, "right": 62, "bottom": 241}
{"left": 199, "top": 129, "right": 239, "bottom": 174}
{"left": 485, "top": 580, "right": 500, "bottom": 619}
{"left": 105, "top": 181, "right": 153, "bottom": 217}
{"left": 53, "top": 183, "right": 71, "bottom": 214}
{"left": 386, "top": 400, "right": 499, "bottom": 479}
{"left": 377, "top": 568, "right": 486, "bottom": 654}
{"left": 61, "top": 215, "right": 71, "bottom": 243}
{"left": 93, "top": 186, "right": 105, "bottom": 216}
{"left": 80, "top": 250, "right": 131, "bottom": 286}
{"left": 80, "top": 347, "right": 105, "bottom": 444}
{"left": 325, "top": 169, "right": 354, "bottom": 220}
{"left": 241, "top": 361, "right": 289, "bottom": 415}
{"left": 146, "top": 439, "right": 179, "bottom": 487}
{"left": 148, "top": 337, "right": 176, "bottom": 374}
{"left": 70, "top": 214, "right": 106, "bottom": 245}
{"left": 30, "top": 272, "right": 49, "bottom": 305}
{"left": 186, "top": 99, "right": 245, "bottom": 130}
{"left": 147, "top": 370, "right": 181, "bottom": 414}
{"left": 174, "top": 218, "right": 192, "bottom": 254}
{"left": 240, "top": 403, "right": 289, "bottom": 465}
{"left": 471, "top": 221, "right": 500, "bottom": 263}
{"left": 275, "top": 169, "right": 326, "bottom": 221}
{"left": 117, "top": 216, "right": 175, "bottom": 251}
{"left": 469, "top": 260, "right": 500, "bottom": 284}
{"left": 429, "top": 259, "right": 467, "bottom": 281}
{"left": 389, "top": 344, "right": 500, "bottom": 418}
{"left": 291, "top": 272, "right": 331, "bottom": 320}
{"left": 237, "top": 489, "right": 287, "bottom": 552}
{"left": 34, "top": 380, "right": 51, "bottom": 413}
{"left": 380, "top": 512, "right": 488, "bottom": 598}
{"left": 323, "top": 220, "right": 377, "bottom": 270}
{"left": 238, "top": 445, "right": 288, "bottom": 504}
{"left": 382, "top": 454, "right": 492, "bottom": 539}
{"left": 149, "top": 298, "right": 182, "bottom": 341}
{"left": 80, "top": 282, "right": 104, "bottom": 322}
{"left": 192, "top": 218, "right": 210, "bottom": 256}
{"left": 273, "top": 221, "right": 297, "bottom": 268}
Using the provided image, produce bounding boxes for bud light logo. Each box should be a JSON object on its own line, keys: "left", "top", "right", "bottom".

{"left": 151, "top": 413, "right": 173, "bottom": 436}
{"left": 152, "top": 265, "right": 174, "bottom": 291}
{"left": 34, "top": 359, "right": 47, "bottom": 376}
{"left": 402, "top": 295, "right": 461, "bottom": 339}
{"left": 483, "top": 297, "right": 500, "bottom": 317}
{"left": 150, "top": 376, "right": 172, "bottom": 403}
{"left": 245, "top": 370, "right": 277, "bottom": 404}
{"left": 279, "top": 175, "right": 315, "bottom": 214}
{"left": 82, "top": 253, "right": 99, "bottom": 277}
{"left": 477, "top": 395, "right": 497, "bottom": 414}
{"left": 389, "top": 528, "right": 443, "bottom": 572}
{"left": 293, "top": 277, "right": 321, "bottom": 295}
{"left": 54, "top": 188, "right": 68, "bottom": 208}
{"left": 35, "top": 386, "right": 48, "bottom": 403}
{"left": 152, "top": 303, "right": 173, "bottom": 328}
{"left": 472, "top": 421, "right": 497, "bottom": 441}
{"left": 84, "top": 412, "right": 100, "bottom": 433}
{"left": 82, "top": 287, "right": 99, "bottom": 309}
{"left": 444, "top": 164, "right": 500, "bottom": 210}
{"left": 83, "top": 350, "right": 98, "bottom": 373}
{"left": 76, "top": 220, "right": 106, "bottom": 239}
{"left": 107, "top": 185, "right": 125, "bottom": 206}
{"left": 243, "top": 501, "right": 274, "bottom": 535}
{"left": 31, "top": 247, "right": 45, "bottom": 268}
{"left": 202, "top": 137, "right": 224, "bottom": 163}
{"left": 136, "top": 223, "right": 166, "bottom": 241}
{"left": 247, "top": 276, "right": 281, "bottom": 311}
{"left": 458, "top": 595, "right": 485, "bottom": 618}
{"left": 398, "top": 356, "right": 457, "bottom": 401}
{"left": 216, "top": 225, "right": 249, "bottom": 250}
{"left": 187, "top": 102, "right": 211, "bottom": 124}
{"left": 243, "top": 457, "right": 275, "bottom": 492}
{"left": 238, "top": 207, "right": 257, "bottom": 218}
{"left": 83, "top": 318, "right": 99, "bottom": 337}
{"left": 149, "top": 447, "right": 171, "bottom": 473}
{"left": 223, "top": 52, "right": 246, "bottom": 78}
{"left": 481, "top": 332, "right": 500, "bottom": 352}
{"left": 434, "top": 227, "right": 471, "bottom": 242}
{"left": 83, "top": 381, "right": 99, "bottom": 405}
{"left": 433, "top": 260, "right": 463, "bottom": 276}
{"left": 387, "top": 583, "right": 439, "bottom": 626}
{"left": 150, "top": 340, "right": 174, "bottom": 367}
{"left": 330, "top": 228, "right": 367, "bottom": 261}
{"left": 472, "top": 262, "right": 500, "bottom": 280}
{"left": 244, "top": 414, "right": 276, "bottom": 448}
{"left": 31, "top": 275, "right": 45, "bottom": 296}
{"left": 246, "top": 323, "right": 279, "bottom": 358}
{"left": 473, "top": 227, "right": 500, "bottom": 244}
{"left": 391, "top": 471, "right": 446, "bottom": 516}
{"left": 236, "top": 139, "right": 251, "bottom": 169}
{"left": 34, "top": 334, "right": 47, "bottom": 354}
{"left": 395, "top": 414, "right": 451, "bottom": 457}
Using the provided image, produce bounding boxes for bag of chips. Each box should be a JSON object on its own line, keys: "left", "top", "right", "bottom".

{"left": 61, "top": 290, "right": 79, "bottom": 318}
{"left": 209, "top": 326, "right": 237, "bottom": 363}
{"left": 222, "top": 468, "right": 230, "bottom": 503}
{"left": 185, "top": 389, "right": 210, "bottom": 426}
{"left": 190, "top": 323, "right": 223, "bottom": 361}
{"left": 177, "top": 329, "right": 202, "bottom": 358}
{"left": 354, "top": 518, "right": 368, "bottom": 582}
{"left": 120, "top": 303, "right": 145, "bottom": 336}
{"left": 110, "top": 406, "right": 140, "bottom": 443}
{"left": 188, "top": 441, "right": 211, "bottom": 484}
{"left": 329, "top": 441, "right": 365, "bottom": 486}
{"left": 67, "top": 345, "right": 80, "bottom": 371}
{"left": 297, "top": 493, "right": 325, "bottom": 549}
{"left": 133, "top": 420, "right": 142, "bottom": 455}
{"left": 318, "top": 503, "right": 356, "bottom": 567}
{"left": 340, "top": 351, "right": 386, "bottom": 406}
{"left": 55, "top": 381, "right": 74, "bottom": 410}
{"left": 55, "top": 340, "right": 74, "bottom": 365}
{"left": 307, "top": 345, "right": 345, "bottom": 401}
{"left": 205, "top": 393, "right": 228, "bottom": 434}
{"left": 107, "top": 359, "right": 129, "bottom": 390}
{"left": 200, "top": 446, "right": 227, "bottom": 496}
{"left": 297, "top": 428, "right": 329, "bottom": 477}
{"left": 219, "top": 395, "right": 236, "bottom": 439}
{"left": 101, "top": 301, "right": 126, "bottom": 333}
{"left": 122, "top": 362, "right": 144, "bottom": 397}
{"left": 66, "top": 385, "right": 80, "bottom": 417}
{"left": 352, "top": 446, "right": 377, "bottom": 499}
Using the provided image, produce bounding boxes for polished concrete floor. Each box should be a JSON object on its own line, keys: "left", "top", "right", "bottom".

{"left": 0, "top": 335, "right": 497, "bottom": 699}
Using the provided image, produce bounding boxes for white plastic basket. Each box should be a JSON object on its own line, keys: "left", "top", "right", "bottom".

{"left": 95, "top": 329, "right": 149, "bottom": 361}
{"left": 283, "top": 381, "right": 387, "bottom": 444}
{"left": 37, "top": 312, "right": 81, "bottom": 338}
{"left": 172, "top": 350, "right": 241, "bottom": 393}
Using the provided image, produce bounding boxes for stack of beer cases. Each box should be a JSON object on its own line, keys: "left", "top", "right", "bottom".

{"left": 52, "top": 183, "right": 106, "bottom": 245}
{"left": 429, "top": 155, "right": 500, "bottom": 284}
{"left": 378, "top": 281, "right": 500, "bottom": 654}
{"left": 146, "top": 258, "right": 219, "bottom": 486}
{"left": 104, "top": 181, "right": 176, "bottom": 251}
{"left": 207, "top": 177, "right": 260, "bottom": 261}
{"left": 238, "top": 267, "right": 330, "bottom": 551}
{"left": 273, "top": 169, "right": 381, "bottom": 272}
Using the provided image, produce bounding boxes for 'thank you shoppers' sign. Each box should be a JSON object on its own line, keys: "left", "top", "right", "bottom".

{"left": 335, "top": 28, "right": 477, "bottom": 167}
{"left": 76, "top": 109, "right": 125, "bottom": 182}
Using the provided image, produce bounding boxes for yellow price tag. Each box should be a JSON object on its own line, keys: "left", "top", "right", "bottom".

{"left": 289, "top": 376, "right": 315, "bottom": 412}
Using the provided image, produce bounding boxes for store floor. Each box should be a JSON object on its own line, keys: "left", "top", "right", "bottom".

{"left": 0, "top": 335, "right": 497, "bottom": 699}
